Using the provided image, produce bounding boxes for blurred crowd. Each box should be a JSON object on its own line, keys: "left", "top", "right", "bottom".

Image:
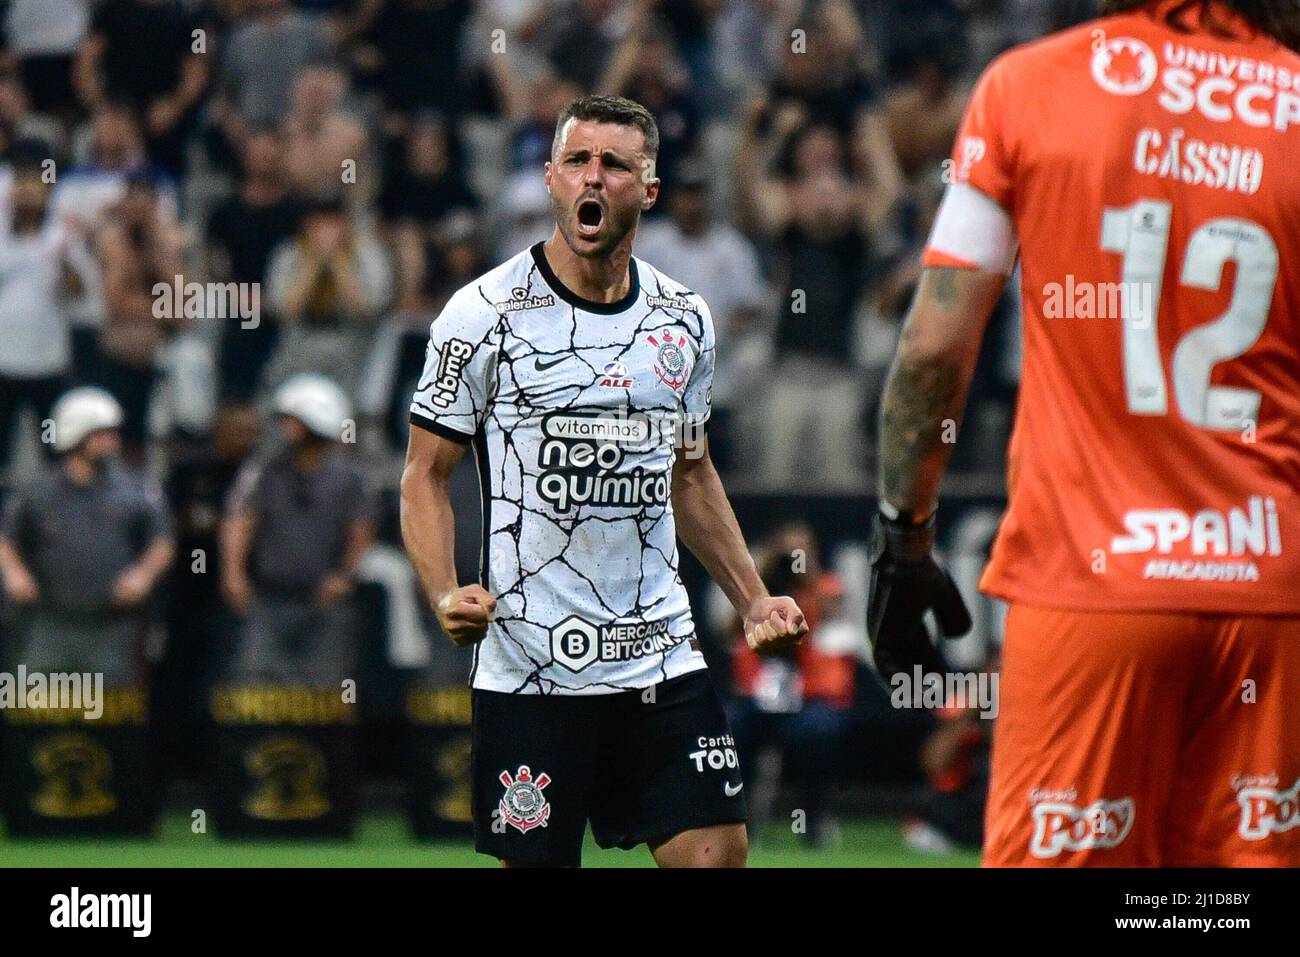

{"left": 0, "top": 0, "right": 1107, "bottom": 493}
{"left": 0, "top": 0, "right": 1094, "bottom": 844}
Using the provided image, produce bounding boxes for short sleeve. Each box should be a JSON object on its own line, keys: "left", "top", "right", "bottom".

{"left": 681, "top": 296, "right": 716, "bottom": 428}
{"left": 225, "top": 462, "right": 265, "bottom": 518}
{"left": 946, "top": 56, "right": 1017, "bottom": 211}
{"left": 0, "top": 488, "right": 31, "bottom": 544}
{"left": 409, "top": 288, "right": 500, "bottom": 443}
{"left": 137, "top": 479, "right": 174, "bottom": 543}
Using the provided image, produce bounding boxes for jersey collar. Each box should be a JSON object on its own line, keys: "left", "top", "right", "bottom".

{"left": 530, "top": 241, "right": 640, "bottom": 315}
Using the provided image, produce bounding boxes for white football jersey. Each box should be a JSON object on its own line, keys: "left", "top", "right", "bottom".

{"left": 411, "top": 242, "right": 717, "bottom": 694}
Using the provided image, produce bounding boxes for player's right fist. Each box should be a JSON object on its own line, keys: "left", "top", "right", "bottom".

{"left": 435, "top": 584, "right": 497, "bottom": 646}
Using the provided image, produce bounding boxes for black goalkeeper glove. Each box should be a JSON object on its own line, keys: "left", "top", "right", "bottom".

{"left": 866, "top": 508, "right": 972, "bottom": 682}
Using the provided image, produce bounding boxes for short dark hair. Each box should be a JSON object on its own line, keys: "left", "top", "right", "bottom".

{"left": 1101, "top": 0, "right": 1300, "bottom": 51}
{"left": 553, "top": 94, "right": 659, "bottom": 158}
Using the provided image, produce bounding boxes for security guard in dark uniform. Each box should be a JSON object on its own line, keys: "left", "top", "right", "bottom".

{"left": 212, "top": 375, "right": 374, "bottom": 836}
{"left": 0, "top": 387, "right": 174, "bottom": 834}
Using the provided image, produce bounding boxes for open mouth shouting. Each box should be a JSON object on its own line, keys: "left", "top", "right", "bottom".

{"left": 576, "top": 198, "right": 605, "bottom": 240}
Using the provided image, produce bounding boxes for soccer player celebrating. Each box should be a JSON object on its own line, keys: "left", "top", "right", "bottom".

{"left": 400, "top": 95, "right": 807, "bottom": 867}
{"left": 870, "top": 0, "right": 1300, "bottom": 866}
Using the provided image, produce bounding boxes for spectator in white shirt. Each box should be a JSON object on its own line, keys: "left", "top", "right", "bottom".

{"left": 634, "top": 159, "right": 767, "bottom": 469}
{"left": 0, "top": 141, "right": 96, "bottom": 472}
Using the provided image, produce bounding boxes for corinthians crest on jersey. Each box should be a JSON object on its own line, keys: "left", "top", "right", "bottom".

{"left": 410, "top": 243, "right": 717, "bottom": 695}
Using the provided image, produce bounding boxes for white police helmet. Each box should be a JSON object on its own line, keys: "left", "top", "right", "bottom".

{"left": 51, "top": 387, "right": 124, "bottom": 453}
{"left": 273, "top": 374, "right": 352, "bottom": 441}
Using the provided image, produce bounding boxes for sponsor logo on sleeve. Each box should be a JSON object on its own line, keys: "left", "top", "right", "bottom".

{"left": 431, "top": 338, "right": 473, "bottom": 408}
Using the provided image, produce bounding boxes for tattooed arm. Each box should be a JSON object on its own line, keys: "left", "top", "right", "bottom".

{"left": 877, "top": 266, "right": 1007, "bottom": 520}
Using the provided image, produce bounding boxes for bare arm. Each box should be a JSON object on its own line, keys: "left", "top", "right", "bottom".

{"left": 401, "top": 425, "right": 495, "bottom": 644}
{"left": 0, "top": 537, "right": 39, "bottom": 603}
{"left": 219, "top": 509, "right": 258, "bottom": 612}
{"left": 671, "top": 437, "right": 767, "bottom": 614}
{"left": 73, "top": 33, "right": 107, "bottom": 110}
{"left": 400, "top": 425, "right": 467, "bottom": 604}
{"left": 672, "top": 438, "right": 807, "bottom": 652}
{"left": 877, "top": 266, "right": 1005, "bottom": 520}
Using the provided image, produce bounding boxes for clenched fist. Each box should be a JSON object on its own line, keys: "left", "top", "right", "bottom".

{"left": 435, "top": 584, "right": 497, "bottom": 646}
{"left": 743, "top": 595, "right": 808, "bottom": 656}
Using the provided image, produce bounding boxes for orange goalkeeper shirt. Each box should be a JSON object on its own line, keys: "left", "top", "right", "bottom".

{"left": 924, "top": 0, "right": 1300, "bottom": 613}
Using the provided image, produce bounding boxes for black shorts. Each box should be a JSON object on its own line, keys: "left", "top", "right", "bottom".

{"left": 471, "top": 670, "right": 748, "bottom": 865}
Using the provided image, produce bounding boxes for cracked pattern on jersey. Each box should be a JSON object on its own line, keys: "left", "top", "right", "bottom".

{"left": 412, "top": 246, "right": 716, "bottom": 694}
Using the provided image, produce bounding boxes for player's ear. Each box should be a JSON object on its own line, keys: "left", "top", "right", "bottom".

{"left": 544, "top": 161, "right": 553, "bottom": 192}
{"left": 641, "top": 164, "right": 660, "bottom": 212}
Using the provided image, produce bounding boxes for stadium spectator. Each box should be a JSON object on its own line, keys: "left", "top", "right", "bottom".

{"left": 535, "top": 0, "right": 627, "bottom": 93}
{"left": 282, "top": 56, "right": 371, "bottom": 206}
{"left": 728, "top": 522, "right": 855, "bottom": 848}
{"left": 495, "top": 169, "right": 552, "bottom": 261}
{"left": 361, "top": 211, "right": 488, "bottom": 451}
{"left": 53, "top": 99, "right": 179, "bottom": 230}
{"left": 503, "top": 73, "right": 582, "bottom": 172}
{"left": 74, "top": 0, "right": 211, "bottom": 176}
{"left": 219, "top": 375, "right": 374, "bottom": 685}
{"left": 877, "top": 45, "right": 972, "bottom": 182}
{"left": 159, "top": 401, "right": 261, "bottom": 779}
{"left": 212, "top": 0, "right": 333, "bottom": 169}
{"left": 262, "top": 196, "right": 392, "bottom": 396}
{"left": 95, "top": 170, "right": 188, "bottom": 461}
{"left": 361, "top": 0, "right": 473, "bottom": 119}
{"left": 0, "top": 386, "right": 174, "bottom": 685}
{"left": 633, "top": 157, "right": 765, "bottom": 466}
{"left": 0, "top": 141, "right": 96, "bottom": 472}
{"left": 737, "top": 112, "right": 884, "bottom": 488}
{"left": 0, "top": 0, "right": 90, "bottom": 123}
{"left": 709, "top": 0, "right": 798, "bottom": 108}
{"left": 378, "top": 111, "right": 478, "bottom": 236}
{"left": 0, "top": 70, "right": 66, "bottom": 158}
{"left": 601, "top": 14, "right": 698, "bottom": 189}
{"left": 207, "top": 125, "right": 304, "bottom": 403}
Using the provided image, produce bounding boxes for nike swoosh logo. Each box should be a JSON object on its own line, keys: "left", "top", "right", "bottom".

{"left": 534, "top": 355, "right": 567, "bottom": 370}
{"left": 724, "top": 781, "right": 743, "bottom": 797}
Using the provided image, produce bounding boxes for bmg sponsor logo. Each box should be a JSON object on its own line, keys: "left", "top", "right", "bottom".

{"left": 1028, "top": 792, "right": 1135, "bottom": 859}
{"left": 550, "top": 616, "right": 681, "bottom": 671}
{"left": 431, "top": 338, "right": 473, "bottom": 408}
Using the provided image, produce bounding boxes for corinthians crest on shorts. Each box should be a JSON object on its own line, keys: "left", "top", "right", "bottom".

{"left": 498, "top": 765, "right": 551, "bottom": 833}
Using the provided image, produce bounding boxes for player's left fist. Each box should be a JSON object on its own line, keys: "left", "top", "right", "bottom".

{"left": 743, "top": 596, "right": 808, "bottom": 656}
